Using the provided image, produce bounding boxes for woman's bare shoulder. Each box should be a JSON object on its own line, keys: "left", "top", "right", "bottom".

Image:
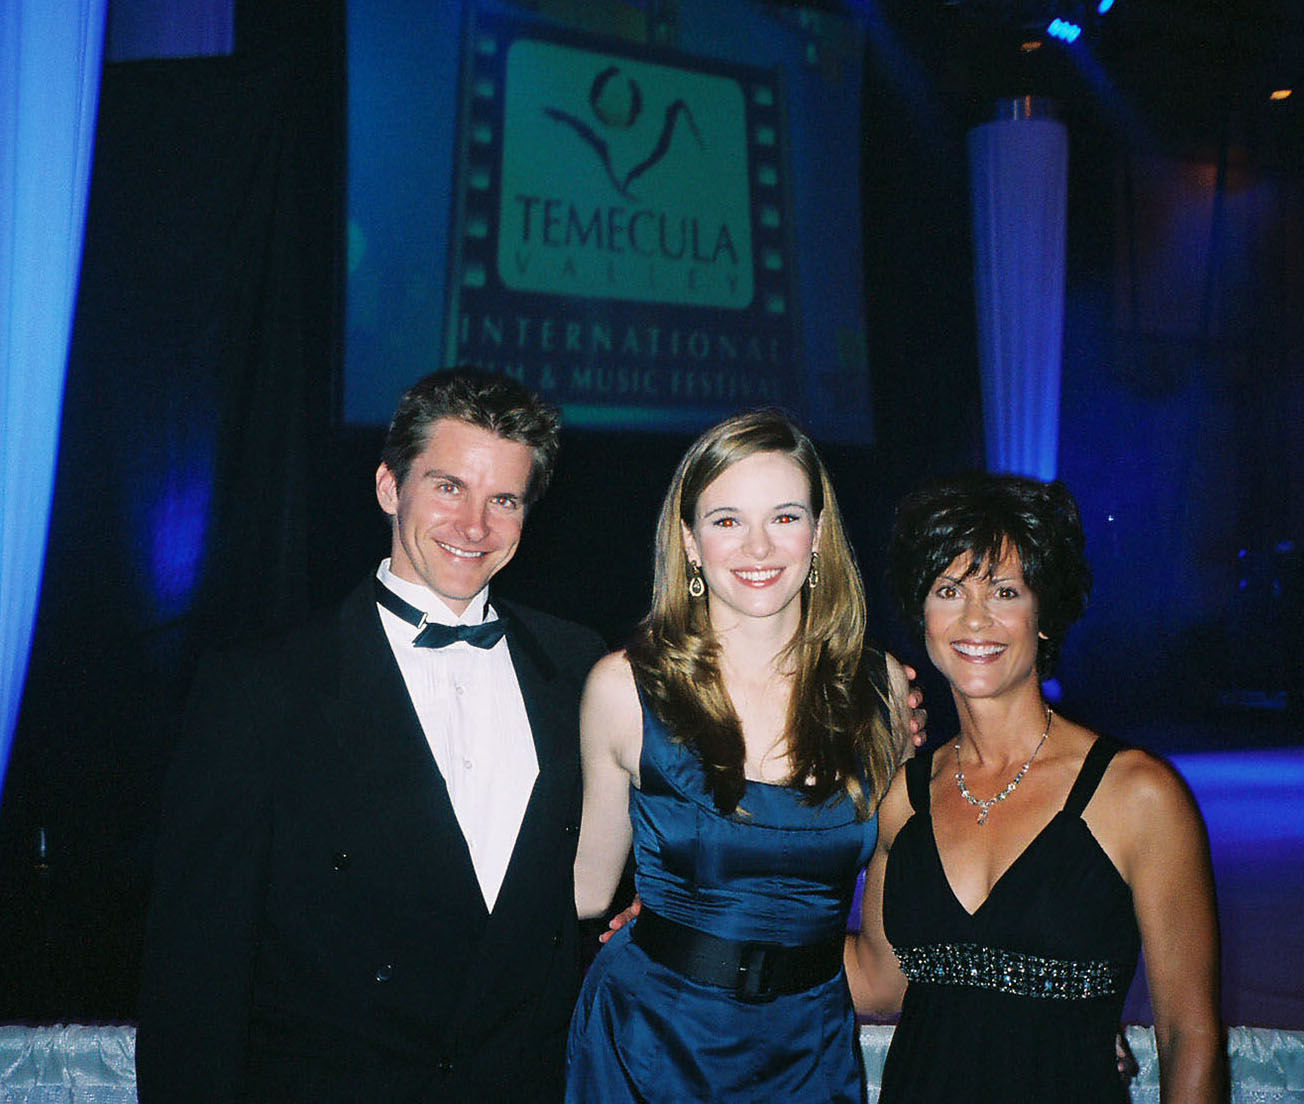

{"left": 580, "top": 650, "right": 644, "bottom": 769}
{"left": 1084, "top": 735, "right": 1205, "bottom": 855}
{"left": 584, "top": 648, "right": 638, "bottom": 698}
{"left": 1104, "top": 745, "right": 1198, "bottom": 814}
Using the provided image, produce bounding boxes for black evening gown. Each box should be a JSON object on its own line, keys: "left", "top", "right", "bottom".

{"left": 879, "top": 737, "right": 1141, "bottom": 1102}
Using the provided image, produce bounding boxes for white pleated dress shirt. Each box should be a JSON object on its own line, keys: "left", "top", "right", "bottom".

{"left": 375, "top": 559, "right": 538, "bottom": 912}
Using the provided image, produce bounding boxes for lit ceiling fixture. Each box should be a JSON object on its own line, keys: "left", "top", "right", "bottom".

{"left": 1047, "top": 17, "right": 1082, "bottom": 43}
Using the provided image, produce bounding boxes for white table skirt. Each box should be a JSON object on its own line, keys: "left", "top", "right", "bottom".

{"left": 3, "top": 1022, "right": 1302, "bottom": 1101}
{"left": 0, "top": 1025, "right": 136, "bottom": 1104}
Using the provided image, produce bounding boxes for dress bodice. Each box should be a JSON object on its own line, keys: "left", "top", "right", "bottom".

{"left": 879, "top": 736, "right": 1142, "bottom": 1102}
{"left": 630, "top": 698, "right": 878, "bottom": 947}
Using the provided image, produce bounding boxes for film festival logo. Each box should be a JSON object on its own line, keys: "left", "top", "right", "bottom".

{"left": 499, "top": 39, "right": 755, "bottom": 309}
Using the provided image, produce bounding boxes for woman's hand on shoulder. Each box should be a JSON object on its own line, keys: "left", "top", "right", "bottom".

{"left": 884, "top": 654, "right": 927, "bottom": 760}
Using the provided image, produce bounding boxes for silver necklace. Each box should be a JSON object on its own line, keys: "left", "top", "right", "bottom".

{"left": 954, "top": 707, "right": 1053, "bottom": 825}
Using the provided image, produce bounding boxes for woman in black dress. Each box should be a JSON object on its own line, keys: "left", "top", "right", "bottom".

{"left": 846, "top": 473, "right": 1224, "bottom": 1102}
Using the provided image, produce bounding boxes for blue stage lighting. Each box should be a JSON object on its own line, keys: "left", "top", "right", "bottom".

{"left": 1097, "top": 0, "right": 1115, "bottom": 14}
{"left": 148, "top": 476, "right": 212, "bottom": 614}
{"left": 1047, "top": 17, "right": 1082, "bottom": 43}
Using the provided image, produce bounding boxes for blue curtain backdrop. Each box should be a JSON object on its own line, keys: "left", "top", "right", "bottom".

{"left": 968, "top": 106, "right": 1069, "bottom": 480}
{"left": 0, "top": 1, "right": 107, "bottom": 796}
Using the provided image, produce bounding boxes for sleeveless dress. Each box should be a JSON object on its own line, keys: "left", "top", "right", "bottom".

{"left": 879, "top": 737, "right": 1141, "bottom": 1103}
{"left": 566, "top": 696, "right": 879, "bottom": 1103}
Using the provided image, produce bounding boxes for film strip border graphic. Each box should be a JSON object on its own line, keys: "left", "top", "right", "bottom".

{"left": 444, "top": 4, "right": 802, "bottom": 430}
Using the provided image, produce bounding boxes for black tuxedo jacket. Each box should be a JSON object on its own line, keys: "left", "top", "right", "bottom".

{"left": 136, "top": 577, "right": 606, "bottom": 1102}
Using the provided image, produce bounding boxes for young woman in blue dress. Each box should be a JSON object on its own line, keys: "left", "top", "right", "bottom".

{"left": 568, "top": 409, "right": 919, "bottom": 1102}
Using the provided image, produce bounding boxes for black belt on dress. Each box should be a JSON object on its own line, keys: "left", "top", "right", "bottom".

{"left": 630, "top": 906, "right": 844, "bottom": 1003}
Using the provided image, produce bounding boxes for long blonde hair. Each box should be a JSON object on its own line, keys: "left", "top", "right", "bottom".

{"left": 626, "top": 409, "right": 895, "bottom": 816}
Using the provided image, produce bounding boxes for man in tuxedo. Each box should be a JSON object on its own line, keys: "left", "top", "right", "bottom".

{"left": 137, "top": 371, "right": 607, "bottom": 1102}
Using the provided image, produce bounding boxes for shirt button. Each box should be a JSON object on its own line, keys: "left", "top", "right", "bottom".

{"left": 454, "top": 682, "right": 465, "bottom": 696}
{"left": 331, "top": 851, "right": 350, "bottom": 871}
{"left": 463, "top": 757, "right": 473, "bottom": 770}
{"left": 438, "top": 1058, "right": 454, "bottom": 1075}
{"left": 375, "top": 964, "right": 393, "bottom": 982}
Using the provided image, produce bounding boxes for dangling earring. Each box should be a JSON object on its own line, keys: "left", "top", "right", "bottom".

{"left": 807, "top": 551, "right": 820, "bottom": 590}
{"left": 688, "top": 560, "right": 706, "bottom": 599}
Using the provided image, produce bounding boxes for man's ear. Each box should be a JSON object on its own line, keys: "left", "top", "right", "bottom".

{"left": 376, "top": 463, "right": 399, "bottom": 517}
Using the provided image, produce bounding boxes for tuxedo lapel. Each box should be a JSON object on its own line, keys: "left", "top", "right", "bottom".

{"left": 498, "top": 603, "right": 580, "bottom": 904}
{"left": 454, "top": 601, "right": 583, "bottom": 1019}
{"left": 505, "top": 608, "right": 568, "bottom": 792}
{"left": 326, "top": 580, "right": 487, "bottom": 921}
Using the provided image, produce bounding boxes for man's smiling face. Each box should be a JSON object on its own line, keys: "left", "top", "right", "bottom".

{"left": 376, "top": 417, "right": 535, "bottom": 615}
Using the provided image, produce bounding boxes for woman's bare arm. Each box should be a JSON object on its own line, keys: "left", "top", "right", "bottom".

{"left": 573, "top": 651, "right": 643, "bottom": 920}
{"left": 845, "top": 763, "right": 911, "bottom": 1015}
{"left": 1106, "top": 750, "right": 1225, "bottom": 1102}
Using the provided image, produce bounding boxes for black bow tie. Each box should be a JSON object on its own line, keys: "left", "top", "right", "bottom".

{"left": 374, "top": 578, "right": 508, "bottom": 650}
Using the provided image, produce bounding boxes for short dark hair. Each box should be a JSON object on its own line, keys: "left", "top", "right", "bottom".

{"left": 380, "top": 369, "right": 560, "bottom": 505}
{"left": 887, "top": 473, "right": 1091, "bottom": 677}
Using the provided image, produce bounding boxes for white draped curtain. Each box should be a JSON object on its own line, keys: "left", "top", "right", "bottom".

{"left": 967, "top": 101, "right": 1069, "bottom": 480}
{"left": 0, "top": 1, "right": 106, "bottom": 795}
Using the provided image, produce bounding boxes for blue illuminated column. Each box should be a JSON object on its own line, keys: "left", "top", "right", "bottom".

{"left": 0, "top": 0, "right": 106, "bottom": 795}
{"left": 967, "top": 97, "right": 1068, "bottom": 480}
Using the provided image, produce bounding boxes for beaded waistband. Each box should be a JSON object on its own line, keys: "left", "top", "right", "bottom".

{"left": 893, "top": 942, "right": 1122, "bottom": 1000}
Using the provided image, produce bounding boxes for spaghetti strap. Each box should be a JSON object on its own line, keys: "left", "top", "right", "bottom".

{"left": 1062, "top": 736, "right": 1122, "bottom": 818}
{"left": 905, "top": 750, "right": 934, "bottom": 815}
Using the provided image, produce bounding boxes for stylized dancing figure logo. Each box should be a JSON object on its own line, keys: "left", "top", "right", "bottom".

{"left": 544, "top": 65, "right": 704, "bottom": 199}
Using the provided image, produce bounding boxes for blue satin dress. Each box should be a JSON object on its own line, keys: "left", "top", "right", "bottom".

{"left": 566, "top": 697, "right": 878, "bottom": 1103}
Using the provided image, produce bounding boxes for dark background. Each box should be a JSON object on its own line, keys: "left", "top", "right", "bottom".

{"left": 1, "top": 0, "right": 1300, "bottom": 1022}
